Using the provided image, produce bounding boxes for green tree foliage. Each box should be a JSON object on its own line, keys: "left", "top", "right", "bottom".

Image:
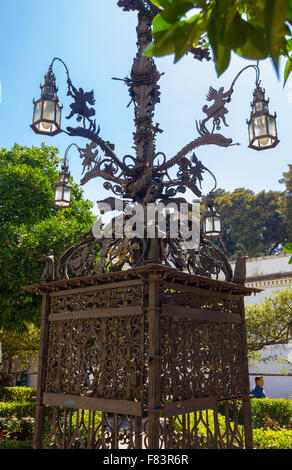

{"left": 0, "top": 323, "right": 40, "bottom": 386}
{"left": 283, "top": 243, "right": 292, "bottom": 263}
{"left": 246, "top": 289, "right": 292, "bottom": 355}
{"left": 210, "top": 187, "right": 288, "bottom": 257}
{"left": 147, "top": 0, "right": 292, "bottom": 82}
{"left": 0, "top": 144, "right": 95, "bottom": 331}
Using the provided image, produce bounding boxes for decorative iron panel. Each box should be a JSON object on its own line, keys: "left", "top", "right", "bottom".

{"left": 43, "top": 400, "right": 244, "bottom": 449}
{"left": 45, "top": 313, "right": 146, "bottom": 401}
{"left": 29, "top": 268, "right": 253, "bottom": 449}
{"left": 161, "top": 283, "right": 242, "bottom": 314}
{"left": 157, "top": 401, "right": 244, "bottom": 449}
{"left": 44, "top": 408, "right": 143, "bottom": 449}
{"left": 160, "top": 316, "right": 244, "bottom": 402}
{"left": 50, "top": 284, "right": 143, "bottom": 315}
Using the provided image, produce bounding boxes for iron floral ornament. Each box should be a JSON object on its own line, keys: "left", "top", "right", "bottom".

{"left": 31, "top": 2, "right": 278, "bottom": 281}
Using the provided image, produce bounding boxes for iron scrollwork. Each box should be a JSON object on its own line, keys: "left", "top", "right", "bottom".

{"left": 50, "top": 2, "right": 237, "bottom": 282}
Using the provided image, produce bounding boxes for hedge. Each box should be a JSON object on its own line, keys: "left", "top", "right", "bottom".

{"left": 253, "top": 428, "right": 292, "bottom": 449}
{"left": 0, "top": 402, "right": 35, "bottom": 418}
{"left": 250, "top": 399, "right": 292, "bottom": 428}
{"left": 0, "top": 439, "right": 33, "bottom": 449}
{"left": 0, "top": 387, "right": 36, "bottom": 403}
{"left": 218, "top": 399, "right": 292, "bottom": 428}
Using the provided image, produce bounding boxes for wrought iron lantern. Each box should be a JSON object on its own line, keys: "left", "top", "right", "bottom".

{"left": 247, "top": 84, "right": 279, "bottom": 151}
{"left": 53, "top": 159, "right": 72, "bottom": 208}
{"left": 31, "top": 66, "right": 62, "bottom": 136}
{"left": 203, "top": 193, "right": 221, "bottom": 238}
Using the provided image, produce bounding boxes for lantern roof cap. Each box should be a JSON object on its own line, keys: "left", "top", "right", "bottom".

{"left": 252, "top": 84, "right": 269, "bottom": 103}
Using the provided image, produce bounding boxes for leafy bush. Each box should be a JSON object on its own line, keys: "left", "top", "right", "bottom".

{"left": 251, "top": 399, "right": 292, "bottom": 429}
{"left": 0, "top": 402, "right": 35, "bottom": 418}
{"left": 0, "top": 387, "right": 36, "bottom": 403}
{"left": 0, "top": 417, "right": 34, "bottom": 441}
{"left": 0, "top": 439, "right": 33, "bottom": 449}
{"left": 253, "top": 428, "right": 292, "bottom": 449}
{"left": 218, "top": 399, "right": 292, "bottom": 429}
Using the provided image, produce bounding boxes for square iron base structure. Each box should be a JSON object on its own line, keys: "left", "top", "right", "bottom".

{"left": 26, "top": 264, "right": 255, "bottom": 449}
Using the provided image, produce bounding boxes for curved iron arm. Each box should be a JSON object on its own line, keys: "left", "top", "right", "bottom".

{"left": 48, "top": 57, "right": 128, "bottom": 175}
{"left": 66, "top": 125, "right": 128, "bottom": 174}
{"left": 158, "top": 132, "right": 235, "bottom": 173}
{"left": 205, "top": 167, "right": 217, "bottom": 193}
{"left": 49, "top": 57, "right": 72, "bottom": 92}
{"left": 201, "top": 64, "right": 261, "bottom": 130}
{"left": 63, "top": 143, "right": 79, "bottom": 166}
{"left": 229, "top": 64, "right": 260, "bottom": 92}
{"left": 160, "top": 63, "right": 260, "bottom": 174}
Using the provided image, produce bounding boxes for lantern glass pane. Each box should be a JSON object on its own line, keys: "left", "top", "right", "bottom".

{"left": 33, "top": 100, "right": 42, "bottom": 122}
{"left": 248, "top": 121, "right": 254, "bottom": 142}
{"left": 56, "top": 104, "right": 61, "bottom": 127}
{"left": 55, "top": 199, "right": 71, "bottom": 208}
{"left": 214, "top": 216, "right": 221, "bottom": 232}
{"left": 258, "top": 136, "right": 270, "bottom": 146}
{"left": 254, "top": 115, "right": 267, "bottom": 137}
{"left": 268, "top": 115, "right": 276, "bottom": 137}
{"left": 255, "top": 102, "right": 263, "bottom": 112}
{"left": 205, "top": 217, "right": 213, "bottom": 233}
{"left": 55, "top": 186, "right": 63, "bottom": 202}
{"left": 43, "top": 100, "right": 56, "bottom": 121}
{"left": 63, "top": 186, "right": 72, "bottom": 203}
{"left": 37, "top": 122, "right": 57, "bottom": 134}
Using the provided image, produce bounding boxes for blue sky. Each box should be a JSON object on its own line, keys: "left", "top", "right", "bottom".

{"left": 0, "top": 0, "right": 291, "bottom": 212}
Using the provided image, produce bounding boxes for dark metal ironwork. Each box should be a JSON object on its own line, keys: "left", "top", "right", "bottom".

{"left": 27, "top": 1, "right": 278, "bottom": 450}
{"left": 25, "top": 264, "right": 257, "bottom": 449}
{"left": 30, "top": 3, "right": 278, "bottom": 278}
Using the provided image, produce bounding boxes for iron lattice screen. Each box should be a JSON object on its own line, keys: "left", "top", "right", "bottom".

{"left": 46, "top": 315, "right": 147, "bottom": 401}
{"left": 160, "top": 317, "right": 244, "bottom": 402}
{"left": 25, "top": 264, "right": 254, "bottom": 449}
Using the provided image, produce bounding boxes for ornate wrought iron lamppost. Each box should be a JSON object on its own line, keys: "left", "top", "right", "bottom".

{"left": 30, "top": 0, "right": 280, "bottom": 279}
{"left": 26, "top": 2, "right": 269, "bottom": 451}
